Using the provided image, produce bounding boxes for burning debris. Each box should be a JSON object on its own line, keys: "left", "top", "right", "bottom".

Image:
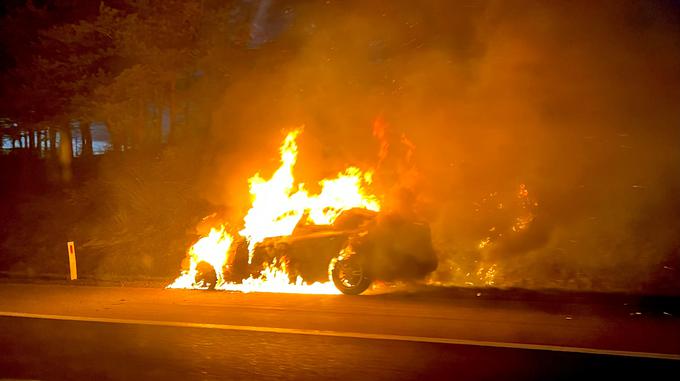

{"left": 168, "top": 129, "right": 436, "bottom": 294}
{"left": 476, "top": 184, "right": 539, "bottom": 250}
{"left": 428, "top": 183, "right": 543, "bottom": 288}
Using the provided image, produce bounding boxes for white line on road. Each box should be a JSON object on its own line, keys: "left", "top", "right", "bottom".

{"left": 1, "top": 311, "right": 678, "bottom": 361}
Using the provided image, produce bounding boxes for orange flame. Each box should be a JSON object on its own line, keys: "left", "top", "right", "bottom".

{"left": 168, "top": 225, "right": 233, "bottom": 289}
{"left": 218, "top": 258, "right": 340, "bottom": 294}
{"left": 169, "top": 129, "right": 380, "bottom": 293}
{"left": 240, "top": 129, "right": 379, "bottom": 262}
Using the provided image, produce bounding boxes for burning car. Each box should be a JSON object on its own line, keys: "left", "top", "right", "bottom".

{"left": 169, "top": 129, "right": 436, "bottom": 295}
{"left": 194, "top": 208, "right": 437, "bottom": 295}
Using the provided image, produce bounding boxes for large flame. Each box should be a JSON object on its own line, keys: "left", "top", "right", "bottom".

{"left": 240, "top": 129, "right": 379, "bottom": 261}
{"left": 168, "top": 129, "right": 380, "bottom": 293}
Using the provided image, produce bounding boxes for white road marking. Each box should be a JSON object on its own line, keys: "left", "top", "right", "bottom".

{"left": 1, "top": 311, "right": 678, "bottom": 361}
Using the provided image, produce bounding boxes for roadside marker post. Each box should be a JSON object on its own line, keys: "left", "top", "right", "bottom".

{"left": 67, "top": 241, "right": 77, "bottom": 280}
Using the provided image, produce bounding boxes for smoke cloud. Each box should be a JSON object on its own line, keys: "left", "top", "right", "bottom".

{"left": 204, "top": 1, "right": 680, "bottom": 293}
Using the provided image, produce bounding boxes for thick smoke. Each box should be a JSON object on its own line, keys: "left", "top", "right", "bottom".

{"left": 205, "top": 1, "right": 680, "bottom": 293}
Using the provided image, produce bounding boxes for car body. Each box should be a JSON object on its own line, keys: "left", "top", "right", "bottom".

{"left": 197, "top": 208, "right": 438, "bottom": 294}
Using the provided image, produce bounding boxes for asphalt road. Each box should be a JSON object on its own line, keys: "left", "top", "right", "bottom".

{"left": 0, "top": 283, "right": 678, "bottom": 380}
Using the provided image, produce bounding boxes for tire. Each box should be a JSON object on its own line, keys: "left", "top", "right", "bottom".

{"left": 195, "top": 261, "right": 217, "bottom": 290}
{"left": 331, "top": 257, "right": 371, "bottom": 295}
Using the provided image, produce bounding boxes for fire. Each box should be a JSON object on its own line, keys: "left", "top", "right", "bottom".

{"left": 168, "top": 129, "right": 380, "bottom": 293}
{"left": 478, "top": 236, "right": 491, "bottom": 249}
{"left": 470, "top": 184, "right": 539, "bottom": 286}
{"left": 168, "top": 225, "right": 234, "bottom": 289}
{"left": 239, "top": 130, "right": 307, "bottom": 257}
{"left": 218, "top": 258, "right": 340, "bottom": 294}
{"left": 475, "top": 183, "right": 538, "bottom": 250}
{"left": 476, "top": 264, "right": 498, "bottom": 286}
{"left": 513, "top": 183, "right": 538, "bottom": 232}
{"left": 240, "top": 129, "right": 379, "bottom": 261}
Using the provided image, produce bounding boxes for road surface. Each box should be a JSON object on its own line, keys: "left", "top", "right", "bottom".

{"left": 0, "top": 283, "right": 678, "bottom": 380}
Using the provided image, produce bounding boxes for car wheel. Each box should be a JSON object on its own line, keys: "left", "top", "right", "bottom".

{"left": 331, "top": 257, "right": 371, "bottom": 295}
{"left": 195, "top": 261, "right": 217, "bottom": 290}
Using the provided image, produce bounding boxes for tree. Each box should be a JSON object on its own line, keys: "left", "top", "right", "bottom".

{"left": 1, "top": 0, "right": 261, "bottom": 157}
{"left": 0, "top": 0, "right": 116, "bottom": 162}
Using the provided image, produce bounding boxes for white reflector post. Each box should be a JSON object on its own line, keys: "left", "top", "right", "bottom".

{"left": 67, "top": 241, "right": 77, "bottom": 280}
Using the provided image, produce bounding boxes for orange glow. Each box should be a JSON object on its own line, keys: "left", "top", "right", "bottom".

{"left": 168, "top": 225, "right": 234, "bottom": 289}
{"left": 169, "top": 129, "right": 380, "bottom": 293}
{"left": 478, "top": 236, "right": 491, "bottom": 249}
{"left": 218, "top": 258, "right": 340, "bottom": 294}
{"left": 240, "top": 129, "right": 379, "bottom": 262}
{"left": 513, "top": 183, "right": 537, "bottom": 232}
